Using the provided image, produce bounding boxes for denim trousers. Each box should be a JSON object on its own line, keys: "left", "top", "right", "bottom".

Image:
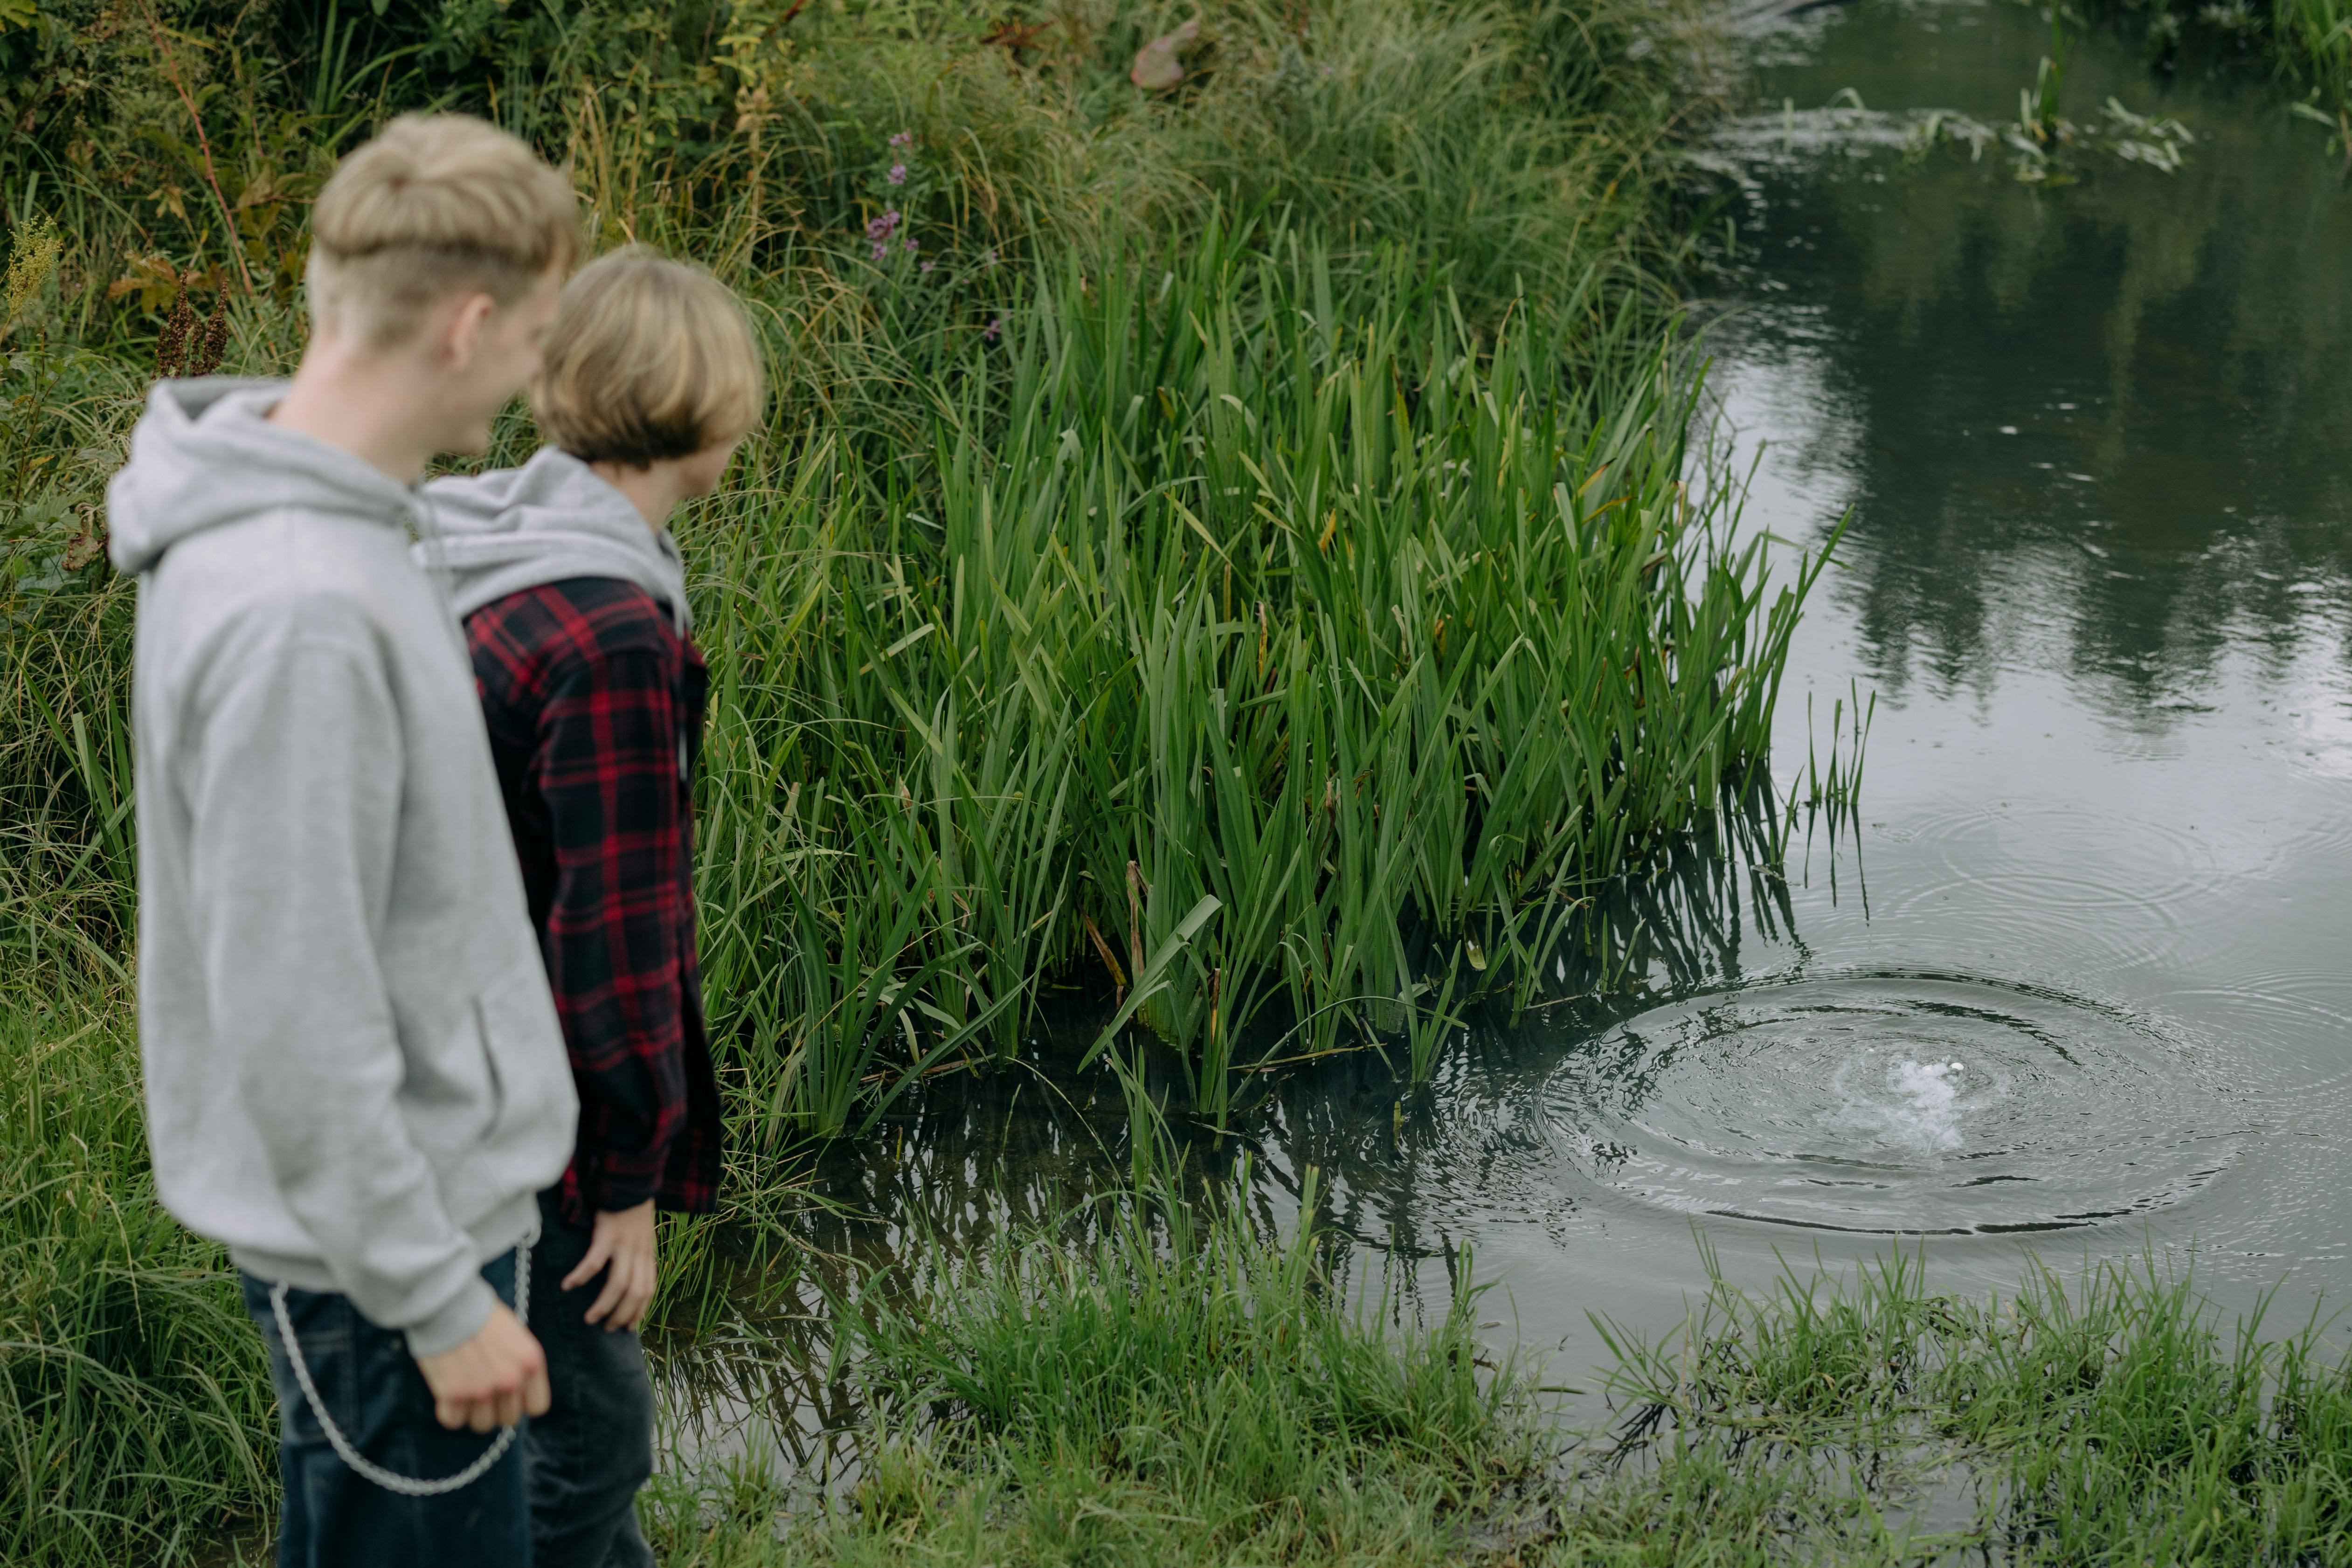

{"left": 242, "top": 1252, "right": 529, "bottom": 1568}
{"left": 526, "top": 1189, "right": 658, "bottom": 1568}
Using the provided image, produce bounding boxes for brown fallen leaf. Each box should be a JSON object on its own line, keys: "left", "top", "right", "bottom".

{"left": 1130, "top": 16, "right": 1200, "bottom": 91}
{"left": 64, "top": 508, "right": 109, "bottom": 573}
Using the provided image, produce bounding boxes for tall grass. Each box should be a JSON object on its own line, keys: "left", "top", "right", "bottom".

{"left": 2278, "top": 0, "right": 2352, "bottom": 132}
{"left": 1596, "top": 1245, "right": 2352, "bottom": 1561}
{"left": 0, "top": 995, "right": 274, "bottom": 1564}
{"left": 0, "top": 0, "right": 1759, "bottom": 1130}
{"left": 689, "top": 220, "right": 1832, "bottom": 1132}
{"left": 645, "top": 1168, "right": 1553, "bottom": 1567}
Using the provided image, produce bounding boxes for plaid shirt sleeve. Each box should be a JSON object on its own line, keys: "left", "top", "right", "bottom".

{"left": 468, "top": 582, "right": 715, "bottom": 1222}
{"left": 533, "top": 642, "right": 691, "bottom": 1216}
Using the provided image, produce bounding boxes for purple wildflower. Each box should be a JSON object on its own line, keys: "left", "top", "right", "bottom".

{"left": 984, "top": 315, "right": 1003, "bottom": 342}
{"left": 904, "top": 236, "right": 919, "bottom": 253}
{"left": 920, "top": 259, "right": 935, "bottom": 273}
{"left": 887, "top": 162, "right": 908, "bottom": 185}
{"left": 865, "top": 208, "right": 902, "bottom": 242}
{"left": 889, "top": 130, "right": 913, "bottom": 148}
{"left": 983, "top": 247, "right": 999, "bottom": 267}
{"left": 871, "top": 241, "right": 889, "bottom": 262}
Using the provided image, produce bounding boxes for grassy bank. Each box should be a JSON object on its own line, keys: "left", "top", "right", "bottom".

{"left": 649, "top": 1174, "right": 1553, "bottom": 1567}
{"left": 1584, "top": 1247, "right": 2352, "bottom": 1562}
{"left": 640, "top": 1203, "right": 2352, "bottom": 1567}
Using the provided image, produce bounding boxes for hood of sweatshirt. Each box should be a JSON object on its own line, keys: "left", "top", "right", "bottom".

{"left": 419, "top": 447, "right": 690, "bottom": 632}
{"left": 107, "top": 379, "right": 422, "bottom": 577}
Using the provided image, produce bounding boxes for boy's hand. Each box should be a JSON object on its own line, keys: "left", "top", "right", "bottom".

{"left": 415, "top": 1303, "right": 550, "bottom": 1432}
{"left": 562, "top": 1199, "right": 657, "bottom": 1332}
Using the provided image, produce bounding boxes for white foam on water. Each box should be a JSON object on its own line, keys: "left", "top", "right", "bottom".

{"left": 1886, "top": 1059, "right": 1965, "bottom": 1152}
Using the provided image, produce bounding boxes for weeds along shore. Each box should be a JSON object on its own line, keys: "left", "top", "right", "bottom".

{"left": 0, "top": 0, "right": 1802, "bottom": 1560}
{"left": 5, "top": 4, "right": 2352, "bottom": 1565}
{"left": 19, "top": 1004, "right": 2352, "bottom": 1565}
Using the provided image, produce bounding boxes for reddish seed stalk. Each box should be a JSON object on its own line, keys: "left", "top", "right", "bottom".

{"left": 141, "top": 3, "right": 256, "bottom": 299}
{"left": 155, "top": 286, "right": 193, "bottom": 376}
{"left": 190, "top": 287, "right": 230, "bottom": 376}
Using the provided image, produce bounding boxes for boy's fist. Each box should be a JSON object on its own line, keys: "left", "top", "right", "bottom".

{"left": 414, "top": 1302, "right": 550, "bottom": 1432}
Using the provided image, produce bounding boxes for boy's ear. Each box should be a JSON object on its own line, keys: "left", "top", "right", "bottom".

{"left": 440, "top": 292, "right": 501, "bottom": 370}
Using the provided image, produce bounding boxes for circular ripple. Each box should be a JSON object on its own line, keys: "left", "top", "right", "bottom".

{"left": 1545, "top": 973, "right": 2246, "bottom": 1235}
{"left": 1875, "top": 805, "right": 2225, "bottom": 944}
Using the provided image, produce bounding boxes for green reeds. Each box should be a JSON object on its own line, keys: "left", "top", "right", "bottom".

{"left": 1792, "top": 680, "right": 1873, "bottom": 812}
{"left": 2082, "top": 0, "right": 2352, "bottom": 124}
{"left": 682, "top": 221, "right": 1836, "bottom": 1124}
{"left": 2281, "top": 0, "right": 2352, "bottom": 110}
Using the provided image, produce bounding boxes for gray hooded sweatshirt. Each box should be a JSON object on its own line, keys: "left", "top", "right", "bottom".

{"left": 418, "top": 446, "right": 690, "bottom": 631}
{"left": 107, "top": 379, "right": 578, "bottom": 1357}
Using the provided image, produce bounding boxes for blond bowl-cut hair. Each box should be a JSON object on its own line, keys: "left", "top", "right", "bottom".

{"left": 533, "top": 248, "right": 766, "bottom": 467}
{"left": 308, "top": 114, "right": 580, "bottom": 350}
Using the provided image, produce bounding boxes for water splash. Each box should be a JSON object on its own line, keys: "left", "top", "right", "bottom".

{"left": 1546, "top": 973, "right": 2245, "bottom": 1235}
{"left": 1884, "top": 1058, "right": 1965, "bottom": 1153}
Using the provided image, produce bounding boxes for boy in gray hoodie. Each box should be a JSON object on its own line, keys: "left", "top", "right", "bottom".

{"left": 104, "top": 116, "right": 582, "bottom": 1566}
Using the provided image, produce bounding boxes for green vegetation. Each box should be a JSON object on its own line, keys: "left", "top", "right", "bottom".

{"left": 2081, "top": 0, "right": 2352, "bottom": 125}
{"left": 0, "top": 995, "right": 273, "bottom": 1564}
{"left": 641, "top": 1205, "right": 2352, "bottom": 1566}
{"left": 1582, "top": 1246, "right": 2352, "bottom": 1563}
{"left": 14, "top": 0, "right": 2342, "bottom": 1563}
{"left": 0, "top": 0, "right": 1822, "bottom": 1558}
{"left": 690, "top": 227, "right": 1825, "bottom": 1136}
{"left": 0, "top": 0, "right": 1777, "bottom": 1128}
{"left": 648, "top": 1174, "right": 1552, "bottom": 1567}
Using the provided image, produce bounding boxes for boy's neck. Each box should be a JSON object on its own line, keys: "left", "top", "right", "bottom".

{"left": 588, "top": 459, "right": 688, "bottom": 533}
{"left": 269, "top": 339, "right": 444, "bottom": 488}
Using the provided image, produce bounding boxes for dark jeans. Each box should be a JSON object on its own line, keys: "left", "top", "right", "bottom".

{"left": 242, "top": 1252, "right": 529, "bottom": 1568}
{"left": 527, "top": 1189, "right": 658, "bottom": 1568}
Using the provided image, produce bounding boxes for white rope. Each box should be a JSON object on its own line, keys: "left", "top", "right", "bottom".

{"left": 269, "top": 1231, "right": 534, "bottom": 1498}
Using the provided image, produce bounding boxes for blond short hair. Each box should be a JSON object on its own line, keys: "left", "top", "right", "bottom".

{"left": 308, "top": 114, "right": 580, "bottom": 350}
{"left": 533, "top": 248, "right": 766, "bottom": 466}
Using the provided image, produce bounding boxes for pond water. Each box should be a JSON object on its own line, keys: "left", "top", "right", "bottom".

{"left": 667, "top": 0, "right": 2352, "bottom": 1466}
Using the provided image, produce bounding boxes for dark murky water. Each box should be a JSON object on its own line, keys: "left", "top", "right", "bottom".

{"left": 666, "top": 0, "right": 2352, "bottom": 1465}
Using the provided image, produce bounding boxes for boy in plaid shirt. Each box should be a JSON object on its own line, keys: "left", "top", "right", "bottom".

{"left": 422, "top": 249, "right": 761, "bottom": 1566}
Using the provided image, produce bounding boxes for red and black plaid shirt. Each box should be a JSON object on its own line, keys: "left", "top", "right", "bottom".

{"left": 467, "top": 577, "right": 722, "bottom": 1226}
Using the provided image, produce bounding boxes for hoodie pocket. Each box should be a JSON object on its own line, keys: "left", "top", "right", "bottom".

{"left": 471, "top": 959, "right": 573, "bottom": 1148}
{"left": 471, "top": 992, "right": 509, "bottom": 1132}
